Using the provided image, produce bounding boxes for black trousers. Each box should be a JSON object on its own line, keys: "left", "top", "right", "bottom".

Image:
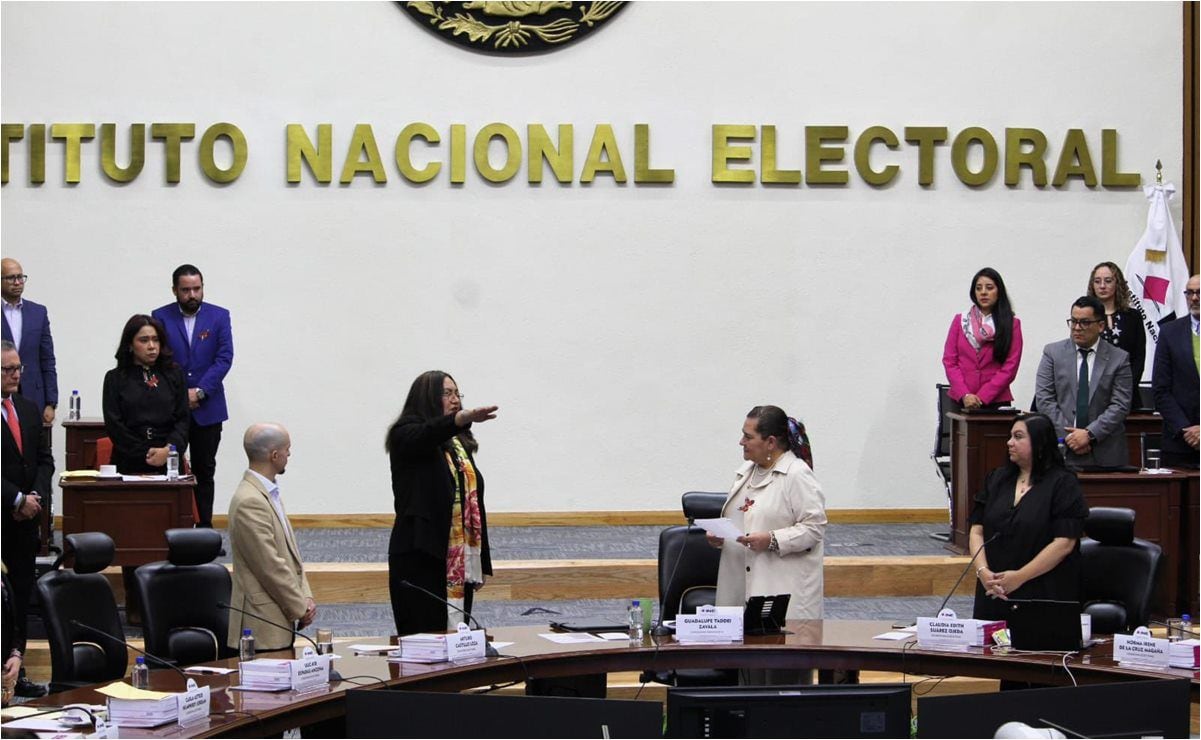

{"left": 1, "top": 528, "right": 38, "bottom": 652}
{"left": 388, "top": 553, "right": 475, "bottom": 636}
{"left": 188, "top": 420, "right": 222, "bottom": 528}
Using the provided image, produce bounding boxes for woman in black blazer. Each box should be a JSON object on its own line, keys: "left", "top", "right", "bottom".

{"left": 385, "top": 371, "right": 498, "bottom": 636}
{"left": 1087, "top": 261, "right": 1146, "bottom": 404}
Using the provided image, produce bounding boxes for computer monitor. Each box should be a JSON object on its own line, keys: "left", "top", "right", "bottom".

{"left": 666, "top": 683, "right": 912, "bottom": 738}
{"left": 345, "top": 688, "right": 663, "bottom": 738}
{"left": 917, "top": 678, "right": 1191, "bottom": 738}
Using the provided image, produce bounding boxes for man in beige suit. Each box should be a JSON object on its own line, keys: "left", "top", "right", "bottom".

{"left": 225, "top": 423, "right": 316, "bottom": 651}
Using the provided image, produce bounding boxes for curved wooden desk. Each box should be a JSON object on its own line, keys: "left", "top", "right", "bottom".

{"left": 24, "top": 620, "right": 1198, "bottom": 738}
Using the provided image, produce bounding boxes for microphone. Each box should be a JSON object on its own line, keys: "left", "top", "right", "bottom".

{"left": 69, "top": 620, "right": 191, "bottom": 684}
{"left": 397, "top": 579, "right": 500, "bottom": 657}
{"left": 651, "top": 520, "right": 695, "bottom": 636}
{"left": 935, "top": 532, "right": 1001, "bottom": 616}
{"left": 217, "top": 601, "right": 343, "bottom": 680}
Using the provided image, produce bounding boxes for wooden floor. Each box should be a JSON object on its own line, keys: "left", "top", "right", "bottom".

{"left": 87, "top": 554, "right": 979, "bottom": 604}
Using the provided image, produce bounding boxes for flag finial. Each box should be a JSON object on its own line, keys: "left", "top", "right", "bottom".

{"left": 1155, "top": 159, "right": 1163, "bottom": 184}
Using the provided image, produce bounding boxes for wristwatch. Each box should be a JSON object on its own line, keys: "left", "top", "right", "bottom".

{"left": 195, "top": 388, "right": 206, "bottom": 401}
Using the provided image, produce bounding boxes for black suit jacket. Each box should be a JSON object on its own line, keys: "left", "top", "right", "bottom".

{"left": 2, "top": 392, "right": 54, "bottom": 547}
{"left": 1152, "top": 316, "right": 1200, "bottom": 458}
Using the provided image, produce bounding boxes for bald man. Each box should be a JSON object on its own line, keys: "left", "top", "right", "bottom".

{"left": 0, "top": 259, "right": 57, "bottom": 424}
{"left": 225, "top": 423, "right": 316, "bottom": 651}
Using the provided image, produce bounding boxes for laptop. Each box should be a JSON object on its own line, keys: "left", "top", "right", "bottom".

{"left": 1004, "top": 599, "right": 1083, "bottom": 651}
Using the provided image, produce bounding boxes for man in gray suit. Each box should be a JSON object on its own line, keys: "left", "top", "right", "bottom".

{"left": 1035, "top": 295, "right": 1132, "bottom": 469}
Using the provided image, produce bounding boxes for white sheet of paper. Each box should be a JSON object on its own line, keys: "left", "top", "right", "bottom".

{"left": 695, "top": 517, "right": 741, "bottom": 540}
{"left": 538, "top": 632, "right": 607, "bottom": 644}
{"left": 348, "top": 644, "right": 394, "bottom": 654}
{"left": 185, "top": 665, "right": 238, "bottom": 675}
{"left": 597, "top": 632, "right": 630, "bottom": 641}
{"left": 873, "top": 631, "right": 914, "bottom": 641}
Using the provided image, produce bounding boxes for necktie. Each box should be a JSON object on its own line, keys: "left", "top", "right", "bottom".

{"left": 3, "top": 397, "right": 21, "bottom": 455}
{"left": 1076, "top": 348, "right": 1091, "bottom": 427}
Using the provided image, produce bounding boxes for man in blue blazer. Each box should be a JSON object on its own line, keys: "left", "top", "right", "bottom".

{"left": 152, "top": 264, "right": 234, "bottom": 527}
{"left": 1152, "top": 274, "right": 1199, "bottom": 469}
{"left": 0, "top": 259, "right": 58, "bottom": 424}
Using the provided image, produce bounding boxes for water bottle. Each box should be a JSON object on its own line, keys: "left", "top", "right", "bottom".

{"left": 68, "top": 390, "right": 80, "bottom": 421}
{"left": 166, "top": 444, "right": 179, "bottom": 480}
{"left": 628, "top": 600, "right": 643, "bottom": 642}
{"left": 239, "top": 628, "right": 255, "bottom": 662}
{"left": 1182, "top": 614, "right": 1193, "bottom": 640}
{"left": 131, "top": 656, "right": 149, "bottom": 689}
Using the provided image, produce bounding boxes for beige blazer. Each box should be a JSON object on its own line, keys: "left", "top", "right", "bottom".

{"left": 716, "top": 451, "right": 827, "bottom": 620}
{"left": 225, "top": 471, "right": 313, "bottom": 651}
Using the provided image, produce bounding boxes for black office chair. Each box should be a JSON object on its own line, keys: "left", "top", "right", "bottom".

{"left": 36, "top": 532, "right": 127, "bottom": 693}
{"left": 929, "top": 383, "right": 954, "bottom": 542}
{"left": 1080, "top": 507, "right": 1163, "bottom": 635}
{"left": 681, "top": 491, "right": 726, "bottom": 521}
{"left": 133, "top": 528, "right": 233, "bottom": 667}
{"left": 640, "top": 525, "right": 737, "bottom": 687}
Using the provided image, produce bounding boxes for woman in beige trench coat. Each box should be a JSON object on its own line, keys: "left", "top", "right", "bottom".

{"left": 709, "top": 405, "right": 827, "bottom": 621}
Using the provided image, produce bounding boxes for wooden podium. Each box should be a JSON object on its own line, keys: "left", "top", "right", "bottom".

{"left": 59, "top": 477, "right": 196, "bottom": 567}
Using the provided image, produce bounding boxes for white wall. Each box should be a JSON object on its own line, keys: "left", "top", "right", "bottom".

{"left": 0, "top": 1, "right": 1185, "bottom": 514}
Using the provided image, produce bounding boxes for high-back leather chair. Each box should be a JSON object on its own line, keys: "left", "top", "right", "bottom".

{"left": 1080, "top": 507, "right": 1162, "bottom": 635}
{"left": 36, "top": 532, "right": 127, "bottom": 693}
{"left": 681, "top": 491, "right": 726, "bottom": 521}
{"left": 642, "top": 525, "right": 737, "bottom": 687}
{"left": 134, "top": 528, "right": 232, "bottom": 666}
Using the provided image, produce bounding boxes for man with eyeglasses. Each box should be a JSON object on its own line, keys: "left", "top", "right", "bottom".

{"left": 0, "top": 259, "right": 58, "bottom": 426}
{"left": 1035, "top": 295, "right": 1132, "bottom": 469}
{"left": 1, "top": 340, "right": 53, "bottom": 698}
{"left": 1151, "top": 274, "right": 1200, "bottom": 469}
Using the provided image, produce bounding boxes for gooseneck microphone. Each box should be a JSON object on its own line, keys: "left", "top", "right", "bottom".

{"left": 216, "top": 601, "right": 320, "bottom": 654}
{"left": 935, "top": 531, "right": 1001, "bottom": 616}
{"left": 217, "top": 601, "right": 343, "bottom": 680}
{"left": 397, "top": 579, "right": 500, "bottom": 657}
{"left": 69, "top": 620, "right": 191, "bottom": 684}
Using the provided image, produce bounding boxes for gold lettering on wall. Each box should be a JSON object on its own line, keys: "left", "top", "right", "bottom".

{"left": 100, "top": 123, "right": 146, "bottom": 183}
{"left": 0, "top": 121, "right": 1144, "bottom": 190}
{"left": 287, "top": 123, "right": 332, "bottom": 184}
{"left": 199, "top": 123, "right": 247, "bottom": 184}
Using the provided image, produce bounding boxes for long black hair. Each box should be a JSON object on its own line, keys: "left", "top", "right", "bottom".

{"left": 113, "top": 314, "right": 176, "bottom": 371}
{"left": 384, "top": 370, "right": 477, "bottom": 454}
{"left": 1009, "top": 413, "right": 1064, "bottom": 482}
{"left": 969, "top": 267, "right": 1015, "bottom": 363}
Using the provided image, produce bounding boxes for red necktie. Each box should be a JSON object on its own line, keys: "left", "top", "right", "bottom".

{"left": 3, "top": 397, "right": 22, "bottom": 455}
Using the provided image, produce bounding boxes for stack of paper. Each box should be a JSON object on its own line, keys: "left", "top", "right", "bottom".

{"left": 238, "top": 658, "right": 294, "bottom": 690}
{"left": 396, "top": 633, "right": 449, "bottom": 663}
{"left": 1169, "top": 639, "right": 1200, "bottom": 669}
{"left": 99, "top": 684, "right": 179, "bottom": 729}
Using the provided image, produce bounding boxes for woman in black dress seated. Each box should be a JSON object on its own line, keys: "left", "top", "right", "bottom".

{"left": 102, "top": 315, "right": 189, "bottom": 474}
{"left": 969, "top": 413, "right": 1088, "bottom": 622}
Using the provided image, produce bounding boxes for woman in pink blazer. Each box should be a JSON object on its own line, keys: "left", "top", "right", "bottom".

{"left": 942, "top": 267, "right": 1023, "bottom": 409}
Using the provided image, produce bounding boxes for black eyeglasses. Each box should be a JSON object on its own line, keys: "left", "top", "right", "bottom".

{"left": 1, "top": 274, "right": 27, "bottom": 284}
{"left": 441, "top": 390, "right": 464, "bottom": 399}
{"left": 1184, "top": 289, "right": 1200, "bottom": 298}
{"left": 1066, "top": 319, "right": 1101, "bottom": 328}
{"left": 1, "top": 365, "right": 24, "bottom": 375}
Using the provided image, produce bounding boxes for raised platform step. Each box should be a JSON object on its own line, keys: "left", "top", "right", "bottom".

{"left": 93, "top": 555, "right": 978, "bottom": 604}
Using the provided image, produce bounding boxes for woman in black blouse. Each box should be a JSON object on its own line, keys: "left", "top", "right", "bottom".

{"left": 384, "top": 370, "right": 498, "bottom": 635}
{"left": 1087, "top": 261, "right": 1146, "bottom": 403}
{"left": 102, "top": 315, "right": 189, "bottom": 474}
{"left": 969, "top": 413, "right": 1088, "bottom": 622}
